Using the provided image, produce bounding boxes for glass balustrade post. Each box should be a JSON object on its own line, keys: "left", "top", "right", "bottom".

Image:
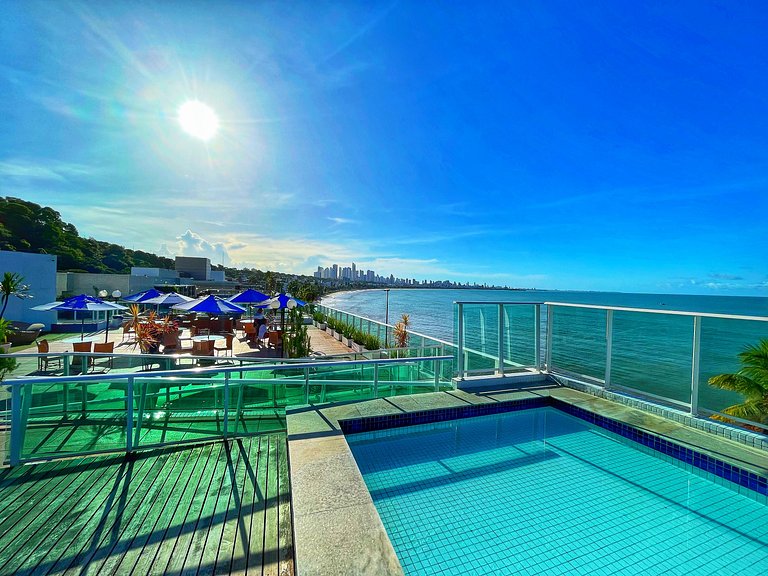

{"left": 10, "top": 383, "right": 21, "bottom": 466}
{"left": 223, "top": 373, "right": 230, "bottom": 438}
{"left": 373, "top": 364, "right": 379, "bottom": 397}
{"left": 304, "top": 367, "right": 310, "bottom": 404}
{"left": 690, "top": 315, "right": 701, "bottom": 416}
{"left": 497, "top": 303, "right": 504, "bottom": 376}
{"left": 457, "top": 303, "right": 464, "bottom": 379}
{"left": 126, "top": 377, "right": 134, "bottom": 453}
{"left": 434, "top": 359, "right": 440, "bottom": 391}
{"left": 64, "top": 353, "right": 70, "bottom": 376}
{"left": 605, "top": 310, "right": 613, "bottom": 389}
{"left": 535, "top": 305, "right": 541, "bottom": 371}
{"left": 545, "top": 305, "right": 553, "bottom": 372}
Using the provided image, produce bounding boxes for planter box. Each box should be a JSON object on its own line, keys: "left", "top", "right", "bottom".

{"left": 343, "top": 336, "right": 354, "bottom": 347}
{"left": 318, "top": 323, "right": 327, "bottom": 330}
{"left": 351, "top": 342, "right": 367, "bottom": 353}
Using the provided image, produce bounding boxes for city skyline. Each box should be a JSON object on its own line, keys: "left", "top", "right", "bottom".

{"left": 2, "top": 2, "right": 767, "bottom": 295}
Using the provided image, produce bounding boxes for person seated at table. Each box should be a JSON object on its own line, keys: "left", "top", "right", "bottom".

{"left": 254, "top": 309, "right": 267, "bottom": 330}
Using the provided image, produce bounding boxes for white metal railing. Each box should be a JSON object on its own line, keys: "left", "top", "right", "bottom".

{"left": 455, "top": 300, "right": 768, "bottom": 427}
{"left": 2, "top": 354, "right": 453, "bottom": 466}
{"left": 316, "top": 304, "right": 455, "bottom": 352}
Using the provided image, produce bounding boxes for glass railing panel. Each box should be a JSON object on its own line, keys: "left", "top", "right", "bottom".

{"left": 132, "top": 377, "right": 224, "bottom": 448}
{"left": 228, "top": 379, "right": 286, "bottom": 436}
{"left": 20, "top": 379, "right": 128, "bottom": 460}
{"left": 0, "top": 382, "right": 8, "bottom": 465}
{"left": 456, "top": 304, "right": 499, "bottom": 374}
{"left": 502, "top": 304, "right": 536, "bottom": 369}
{"left": 549, "top": 305, "right": 606, "bottom": 381}
{"left": 611, "top": 311, "right": 693, "bottom": 405}
{"left": 698, "top": 317, "right": 767, "bottom": 427}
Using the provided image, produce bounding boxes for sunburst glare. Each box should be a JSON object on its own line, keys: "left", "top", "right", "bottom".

{"left": 178, "top": 100, "right": 219, "bottom": 141}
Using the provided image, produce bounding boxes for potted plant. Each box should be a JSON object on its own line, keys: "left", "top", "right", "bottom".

{"left": 0, "top": 318, "right": 14, "bottom": 353}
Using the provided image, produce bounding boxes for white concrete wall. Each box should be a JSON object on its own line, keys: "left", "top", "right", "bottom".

{"left": 0, "top": 251, "right": 57, "bottom": 329}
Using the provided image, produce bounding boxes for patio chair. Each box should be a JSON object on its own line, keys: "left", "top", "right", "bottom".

{"left": 72, "top": 341, "right": 92, "bottom": 373}
{"left": 91, "top": 341, "right": 114, "bottom": 372}
{"left": 162, "top": 332, "right": 180, "bottom": 354}
{"left": 37, "top": 339, "right": 63, "bottom": 372}
{"left": 244, "top": 323, "right": 257, "bottom": 343}
{"left": 215, "top": 333, "right": 235, "bottom": 356}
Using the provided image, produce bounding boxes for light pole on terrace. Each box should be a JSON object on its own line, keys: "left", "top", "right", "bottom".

{"left": 384, "top": 288, "right": 390, "bottom": 348}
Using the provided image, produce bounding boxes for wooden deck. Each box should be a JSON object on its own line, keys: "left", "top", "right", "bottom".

{"left": 0, "top": 435, "right": 294, "bottom": 575}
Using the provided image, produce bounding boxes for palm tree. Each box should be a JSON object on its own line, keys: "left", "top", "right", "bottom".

{"left": 708, "top": 339, "right": 768, "bottom": 427}
{"left": 0, "top": 272, "right": 30, "bottom": 320}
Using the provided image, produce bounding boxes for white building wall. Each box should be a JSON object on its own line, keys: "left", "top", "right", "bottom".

{"left": 0, "top": 251, "right": 57, "bottom": 329}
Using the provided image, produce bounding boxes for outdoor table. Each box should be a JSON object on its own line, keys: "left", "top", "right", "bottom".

{"left": 192, "top": 334, "right": 225, "bottom": 342}
{"left": 62, "top": 335, "right": 101, "bottom": 344}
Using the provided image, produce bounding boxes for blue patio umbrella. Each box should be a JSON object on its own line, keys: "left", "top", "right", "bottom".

{"left": 228, "top": 289, "right": 270, "bottom": 319}
{"left": 171, "top": 295, "right": 246, "bottom": 315}
{"left": 123, "top": 288, "right": 163, "bottom": 303}
{"left": 141, "top": 292, "right": 194, "bottom": 307}
{"left": 228, "top": 289, "right": 270, "bottom": 304}
{"left": 32, "top": 294, "right": 127, "bottom": 341}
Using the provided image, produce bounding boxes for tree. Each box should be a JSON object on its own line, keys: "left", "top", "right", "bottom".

{"left": 708, "top": 339, "right": 768, "bottom": 428}
{"left": 265, "top": 271, "right": 277, "bottom": 294}
{"left": 0, "top": 272, "right": 31, "bottom": 320}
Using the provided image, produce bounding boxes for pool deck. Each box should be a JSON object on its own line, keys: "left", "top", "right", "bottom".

{"left": 286, "top": 380, "right": 768, "bottom": 576}
{"left": 0, "top": 434, "right": 293, "bottom": 575}
{"left": 10, "top": 324, "right": 354, "bottom": 377}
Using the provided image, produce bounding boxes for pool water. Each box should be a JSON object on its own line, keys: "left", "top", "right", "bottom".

{"left": 347, "top": 408, "right": 768, "bottom": 575}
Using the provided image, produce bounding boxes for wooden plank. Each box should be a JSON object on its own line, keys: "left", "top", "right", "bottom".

{"left": 277, "top": 435, "right": 295, "bottom": 575}
{"left": 199, "top": 438, "right": 245, "bottom": 576}
{"left": 263, "top": 435, "right": 280, "bottom": 576}
{"left": 1, "top": 452, "right": 139, "bottom": 574}
{"left": 0, "top": 457, "right": 78, "bottom": 530}
{"left": 0, "top": 456, "right": 107, "bottom": 552}
{"left": 162, "top": 441, "right": 225, "bottom": 576}
{"left": 42, "top": 447, "right": 174, "bottom": 575}
{"left": 105, "top": 444, "right": 201, "bottom": 574}
{"left": 245, "top": 433, "right": 270, "bottom": 576}
{"left": 78, "top": 446, "right": 192, "bottom": 575}
{"left": 142, "top": 442, "right": 219, "bottom": 574}
{"left": 229, "top": 436, "right": 262, "bottom": 575}
{"left": 177, "top": 439, "right": 235, "bottom": 576}
{"left": 215, "top": 437, "right": 253, "bottom": 575}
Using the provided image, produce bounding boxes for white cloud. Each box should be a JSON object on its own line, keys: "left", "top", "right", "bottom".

{"left": 0, "top": 158, "right": 96, "bottom": 182}
{"left": 328, "top": 216, "right": 356, "bottom": 224}
{"left": 176, "top": 230, "right": 231, "bottom": 266}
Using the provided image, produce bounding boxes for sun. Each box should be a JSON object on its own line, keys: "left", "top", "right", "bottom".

{"left": 178, "top": 100, "right": 219, "bottom": 141}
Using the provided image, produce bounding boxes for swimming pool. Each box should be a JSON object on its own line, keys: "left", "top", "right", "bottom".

{"left": 347, "top": 407, "right": 768, "bottom": 575}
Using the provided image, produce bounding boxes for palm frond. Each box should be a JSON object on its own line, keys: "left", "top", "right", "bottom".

{"left": 707, "top": 373, "right": 765, "bottom": 399}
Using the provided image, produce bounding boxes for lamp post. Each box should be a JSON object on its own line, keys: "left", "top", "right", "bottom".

{"left": 384, "top": 288, "right": 390, "bottom": 348}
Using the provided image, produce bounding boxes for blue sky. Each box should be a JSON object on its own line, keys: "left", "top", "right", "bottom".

{"left": 2, "top": 1, "right": 767, "bottom": 295}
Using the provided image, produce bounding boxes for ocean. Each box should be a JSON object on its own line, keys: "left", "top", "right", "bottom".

{"left": 320, "top": 289, "right": 768, "bottom": 416}
{"left": 320, "top": 288, "right": 768, "bottom": 342}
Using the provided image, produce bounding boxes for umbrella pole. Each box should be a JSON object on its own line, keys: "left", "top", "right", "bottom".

{"left": 105, "top": 311, "right": 110, "bottom": 343}
{"left": 80, "top": 316, "right": 85, "bottom": 341}
{"left": 281, "top": 309, "right": 286, "bottom": 358}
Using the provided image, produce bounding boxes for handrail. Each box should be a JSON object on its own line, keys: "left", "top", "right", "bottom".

{"left": 455, "top": 300, "right": 768, "bottom": 431}
{"left": 7, "top": 355, "right": 454, "bottom": 385}
{"left": 4, "top": 352, "right": 454, "bottom": 465}
{"left": 454, "top": 300, "right": 768, "bottom": 322}
{"left": 318, "top": 303, "right": 455, "bottom": 348}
